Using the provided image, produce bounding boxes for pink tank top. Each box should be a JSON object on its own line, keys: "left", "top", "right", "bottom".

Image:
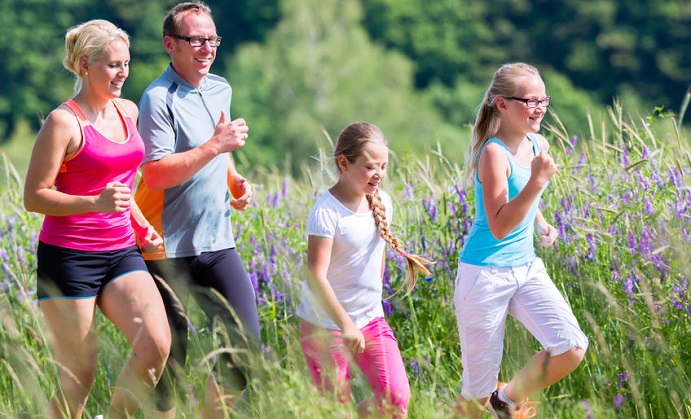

{"left": 39, "top": 99, "right": 144, "bottom": 251}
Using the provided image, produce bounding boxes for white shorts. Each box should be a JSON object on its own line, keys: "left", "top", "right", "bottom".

{"left": 453, "top": 257, "right": 589, "bottom": 399}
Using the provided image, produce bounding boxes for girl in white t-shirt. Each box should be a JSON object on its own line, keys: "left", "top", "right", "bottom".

{"left": 296, "top": 122, "right": 433, "bottom": 418}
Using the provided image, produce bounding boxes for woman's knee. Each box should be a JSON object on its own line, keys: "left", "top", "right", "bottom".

{"left": 133, "top": 328, "right": 171, "bottom": 377}
{"left": 60, "top": 357, "right": 98, "bottom": 395}
{"left": 156, "top": 329, "right": 172, "bottom": 361}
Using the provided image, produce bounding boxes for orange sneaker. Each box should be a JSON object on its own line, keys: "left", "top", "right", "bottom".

{"left": 489, "top": 382, "right": 538, "bottom": 419}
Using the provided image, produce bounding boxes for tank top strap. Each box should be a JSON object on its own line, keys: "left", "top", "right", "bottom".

{"left": 474, "top": 138, "right": 510, "bottom": 183}
{"left": 484, "top": 137, "right": 509, "bottom": 152}
{"left": 59, "top": 99, "right": 89, "bottom": 173}
{"left": 112, "top": 99, "right": 133, "bottom": 140}
{"left": 111, "top": 98, "right": 130, "bottom": 119}
{"left": 526, "top": 133, "right": 541, "bottom": 155}
{"left": 63, "top": 99, "right": 90, "bottom": 126}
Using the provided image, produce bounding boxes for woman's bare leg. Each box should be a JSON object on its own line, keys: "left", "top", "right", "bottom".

{"left": 40, "top": 298, "right": 99, "bottom": 419}
{"left": 98, "top": 271, "right": 171, "bottom": 418}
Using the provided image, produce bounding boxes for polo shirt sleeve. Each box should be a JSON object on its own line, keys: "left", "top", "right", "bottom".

{"left": 138, "top": 86, "right": 176, "bottom": 164}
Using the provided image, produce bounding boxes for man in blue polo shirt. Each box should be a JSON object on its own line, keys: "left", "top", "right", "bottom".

{"left": 134, "top": 2, "right": 261, "bottom": 417}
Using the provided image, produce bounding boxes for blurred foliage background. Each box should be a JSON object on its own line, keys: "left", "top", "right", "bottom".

{"left": 1, "top": 0, "right": 689, "bottom": 176}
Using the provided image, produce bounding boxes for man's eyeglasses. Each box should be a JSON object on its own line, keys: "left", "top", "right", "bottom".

{"left": 170, "top": 34, "right": 222, "bottom": 47}
{"left": 505, "top": 96, "right": 551, "bottom": 108}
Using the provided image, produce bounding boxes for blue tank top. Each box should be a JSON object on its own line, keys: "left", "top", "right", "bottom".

{"left": 459, "top": 135, "right": 543, "bottom": 266}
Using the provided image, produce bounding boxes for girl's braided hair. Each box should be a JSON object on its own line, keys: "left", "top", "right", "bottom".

{"left": 335, "top": 122, "right": 435, "bottom": 296}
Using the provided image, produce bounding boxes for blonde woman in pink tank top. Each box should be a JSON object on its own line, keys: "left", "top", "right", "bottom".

{"left": 23, "top": 20, "right": 170, "bottom": 419}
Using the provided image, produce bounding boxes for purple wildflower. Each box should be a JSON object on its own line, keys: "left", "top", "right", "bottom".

{"left": 582, "top": 400, "right": 594, "bottom": 419}
{"left": 422, "top": 197, "right": 438, "bottom": 223}
{"left": 621, "top": 146, "right": 630, "bottom": 166}
{"left": 282, "top": 178, "right": 289, "bottom": 199}
{"left": 187, "top": 384, "right": 199, "bottom": 405}
{"left": 586, "top": 233, "right": 595, "bottom": 260}
{"left": 614, "top": 394, "right": 624, "bottom": 409}
{"left": 644, "top": 196, "right": 655, "bottom": 215}
{"left": 409, "top": 360, "right": 420, "bottom": 375}
{"left": 404, "top": 182, "right": 414, "bottom": 203}
{"left": 566, "top": 135, "right": 577, "bottom": 155}
{"left": 382, "top": 261, "right": 394, "bottom": 295}
{"left": 635, "top": 170, "right": 650, "bottom": 191}
{"left": 628, "top": 233, "right": 637, "bottom": 255}
{"left": 16, "top": 247, "right": 25, "bottom": 269}
{"left": 668, "top": 167, "right": 682, "bottom": 189}
{"left": 624, "top": 272, "right": 635, "bottom": 305}
{"left": 2, "top": 263, "right": 16, "bottom": 283}
{"left": 382, "top": 299, "right": 392, "bottom": 317}
{"left": 622, "top": 189, "right": 633, "bottom": 205}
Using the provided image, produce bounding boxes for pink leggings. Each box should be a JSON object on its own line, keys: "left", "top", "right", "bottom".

{"left": 301, "top": 317, "right": 411, "bottom": 417}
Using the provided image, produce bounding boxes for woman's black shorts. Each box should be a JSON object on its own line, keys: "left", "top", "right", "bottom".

{"left": 37, "top": 241, "right": 148, "bottom": 300}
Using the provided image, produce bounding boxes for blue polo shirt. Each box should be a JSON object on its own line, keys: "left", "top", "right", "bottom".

{"left": 135, "top": 64, "right": 235, "bottom": 259}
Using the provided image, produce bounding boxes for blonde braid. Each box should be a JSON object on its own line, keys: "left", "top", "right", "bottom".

{"left": 367, "top": 190, "right": 435, "bottom": 297}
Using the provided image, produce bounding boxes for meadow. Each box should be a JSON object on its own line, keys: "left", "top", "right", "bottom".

{"left": 1, "top": 102, "right": 690, "bottom": 418}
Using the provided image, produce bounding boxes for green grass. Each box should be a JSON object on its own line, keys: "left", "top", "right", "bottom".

{"left": 1, "top": 102, "right": 691, "bottom": 418}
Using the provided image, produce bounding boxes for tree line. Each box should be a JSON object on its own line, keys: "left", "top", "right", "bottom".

{"left": 1, "top": 0, "right": 688, "bottom": 174}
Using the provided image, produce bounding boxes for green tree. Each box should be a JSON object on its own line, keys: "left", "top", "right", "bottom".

{"left": 518, "top": 0, "right": 690, "bottom": 114}
{"left": 227, "top": 0, "right": 464, "bottom": 176}
{"left": 95, "top": 0, "right": 175, "bottom": 100}
{"left": 363, "top": 0, "right": 528, "bottom": 88}
{"left": 0, "top": 0, "right": 91, "bottom": 139}
{"left": 0, "top": 0, "right": 175, "bottom": 141}
{"left": 362, "top": 0, "right": 690, "bottom": 126}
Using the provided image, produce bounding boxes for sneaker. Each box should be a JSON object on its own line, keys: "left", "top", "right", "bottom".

{"left": 489, "top": 382, "right": 538, "bottom": 419}
{"left": 489, "top": 384, "right": 512, "bottom": 419}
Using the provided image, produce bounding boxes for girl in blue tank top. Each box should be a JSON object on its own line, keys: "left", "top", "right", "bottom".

{"left": 452, "top": 63, "right": 589, "bottom": 419}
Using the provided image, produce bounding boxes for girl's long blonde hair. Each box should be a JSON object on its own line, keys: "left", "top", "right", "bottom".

{"left": 334, "top": 122, "right": 435, "bottom": 296}
{"left": 463, "top": 63, "right": 540, "bottom": 183}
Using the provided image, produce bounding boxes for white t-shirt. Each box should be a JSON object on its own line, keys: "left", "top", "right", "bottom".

{"left": 296, "top": 189, "right": 394, "bottom": 329}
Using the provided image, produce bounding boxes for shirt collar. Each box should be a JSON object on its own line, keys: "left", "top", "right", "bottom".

{"left": 164, "top": 63, "right": 206, "bottom": 91}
